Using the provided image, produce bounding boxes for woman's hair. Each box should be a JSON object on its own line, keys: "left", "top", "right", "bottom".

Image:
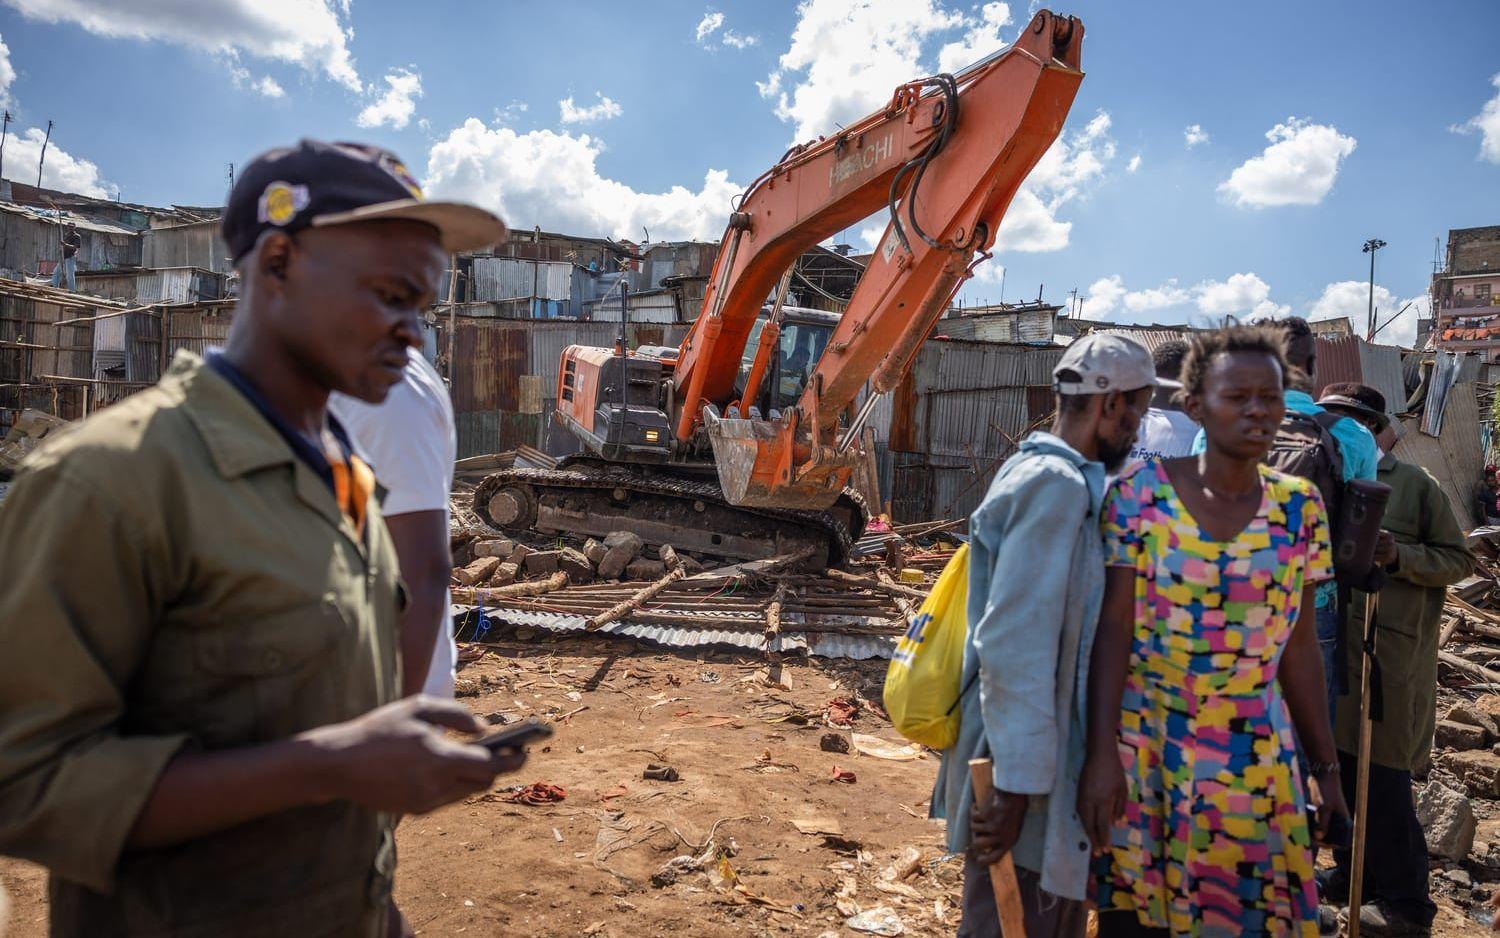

{"left": 1179, "top": 322, "right": 1290, "bottom": 397}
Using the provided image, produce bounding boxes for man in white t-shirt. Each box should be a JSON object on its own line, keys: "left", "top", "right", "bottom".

{"left": 330, "top": 347, "right": 457, "bottom": 697}
{"left": 1124, "top": 339, "right": 1198, "bottom": 465}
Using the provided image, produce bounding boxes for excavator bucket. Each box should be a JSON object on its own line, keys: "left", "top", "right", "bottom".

{"left": 703, "top": 408, "right": 857, "bottom": 509}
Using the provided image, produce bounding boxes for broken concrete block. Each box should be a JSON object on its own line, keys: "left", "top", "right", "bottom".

{"left": 1447, "top": 703, "right": 1500, "bottom": 744}
{"left": 1439, "top": 750, "right": 1500, "bottom": 799}
{"left": 1415, "top": 778, "right": 1477, "bottom": 861}
{"left": 582, "top": 538, "right": 607, "bottom": 566}
{"left": 625, "top": 558, "right": 666, "bottom": 581}
{"left": 1436, "top": 720, "right": 1489, "bottom": 752}
{"left": 558, "top": 547, "right": 593, "bottom": 584}
{"left": 507, "top": 543, "right": 532, "bottom": 566}
{"left": 597, "top": 533, "right": 644, "bottom": 580}
{"left": 603, "top": 530, "right": 644, "bottom": 553}
{"left": 473, "top": 538, "right": 517, "bottom": 560}
{"left": 523, "top": 550, "right": 562, "bottom": 576}
{"left": 488, "top": 562, "right": 519, "bottom": 587}
{"left": 679, "top": 554, "right": 704, "bottom": 574}
{"left": 454, "top": 556, "right": 501, "bottom": 586}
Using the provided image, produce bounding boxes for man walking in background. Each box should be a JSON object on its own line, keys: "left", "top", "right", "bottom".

{"left": 1125, "top": 338, "right": 1196, "bottom": 465}
{"left": 933, "top": 334, "right": 1155, "bottom": 937}
{"left": 331, "top": 345, "right": 459, "bottom": 698}
{"left": 1319, "top": 383, "right": 1474, "bottom": 938}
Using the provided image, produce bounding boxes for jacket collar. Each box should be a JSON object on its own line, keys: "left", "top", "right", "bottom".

{"left": 171, "top": 350, "right": 299, "bottom": 480}
{"left": 1020, "top": 430, "right": 1107, "bottom": 513}
{"left": 1378, "top": 451, "right": 1399, "bottom": 472}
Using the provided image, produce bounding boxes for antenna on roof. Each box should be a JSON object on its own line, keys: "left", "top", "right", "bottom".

{"left": 0, "top": 110, "right": 10, "bottom": 182}
{"left": 36, "top": 120, "right": 52, "bottom": 188}
{"left": 227, "top": 163, "right": 235, "bottom": 196}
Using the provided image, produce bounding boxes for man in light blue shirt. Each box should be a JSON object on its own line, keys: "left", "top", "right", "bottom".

{"left": 933, "top": 334, "right": 1154, "bottom": 937}
{"left": 1191, "top": 317, "right": 1377, "bottom": 715}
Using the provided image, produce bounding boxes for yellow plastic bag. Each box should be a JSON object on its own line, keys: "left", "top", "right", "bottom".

{"left": 882, "top": 543, "right": 970, "bottom": 750}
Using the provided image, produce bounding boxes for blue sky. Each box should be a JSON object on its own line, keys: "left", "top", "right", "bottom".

{"left": 0, "top": 0, "right": 1497, "bottom": 345}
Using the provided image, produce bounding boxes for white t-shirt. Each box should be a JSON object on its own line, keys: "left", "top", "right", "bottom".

{"left": 329, "top": 349, "right": 458, "bottom": 698}
{"left": 1127, "top": 407, "right": 1199, "bottom": 465}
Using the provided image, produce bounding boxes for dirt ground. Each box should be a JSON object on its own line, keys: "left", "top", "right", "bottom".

{"left": 0, "top": 634, "right": 1490, "bottom": 936}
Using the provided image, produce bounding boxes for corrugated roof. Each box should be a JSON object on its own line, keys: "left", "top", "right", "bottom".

{"left": 456, "top": 606, "right": 896, "bottom": 660}
{"left": 1100, "top": 328, "right": 1185, "bottom": 354}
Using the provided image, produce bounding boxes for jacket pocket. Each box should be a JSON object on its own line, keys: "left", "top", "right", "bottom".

{"left": 192, "top": 598, "right": 349, "bottom": 744}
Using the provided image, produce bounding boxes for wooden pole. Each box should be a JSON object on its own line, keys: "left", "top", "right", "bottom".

{"left": 445, "top": 256, "right": 458, "bottom": 383}
{"left": 586, "top": 546, "right": 685, "bottom": 631}
{"left": 1347, "top": 591, "right": 1380, "bottom": 938}
{"left": 968, "top": 758, "right": 1027, "bottom": 938}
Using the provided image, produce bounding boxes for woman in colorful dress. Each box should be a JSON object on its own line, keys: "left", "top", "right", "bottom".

{"left": 1078, "top": 323, "right": 1350, "bottom": 938}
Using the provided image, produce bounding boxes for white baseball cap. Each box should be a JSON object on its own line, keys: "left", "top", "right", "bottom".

{"left": 1052, "top": 333, "right": 1161, "bottom": 395}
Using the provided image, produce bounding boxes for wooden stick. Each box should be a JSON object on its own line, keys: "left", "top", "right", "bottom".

{"left": 764, "top": 582, "right": 788, "bottom": 685}
{"left": 968, "top": 758, "right": 1027, "bottom": 938}
{"left": 1439, "top": 651, "right": 1500, "bottom": 685}
{"left": 1348, "top": 592, "right": 1379, "bottom": 938}
{"left": 453, "top": 571, "right": 568, "bottom": 603}
{"left": 824, "top": 567, "right": 928, "bottom": 601}
{"left": 876, "top": 568, "right": 919, "bottom": 621}
{"left": 586, "top": 548, "right": 685, "bottom": 631}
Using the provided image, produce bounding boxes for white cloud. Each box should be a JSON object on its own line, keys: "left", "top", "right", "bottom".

{"left": 7, "top": 126, "right": 116, "bottom": 197}
{"left": 3, "top": 0, "right": 362, "bottom": 91}
{"left": 721, "top": 29, "right": 758, "bottom": 49}
{"left": 994, "top": 109, "right": 1116, "bottom": 253}
{"left": 759, "top": 0, "right": 965, "bottom": 141}
{"left": 936, "top": 1, "right": 1011, "bottom": 75}
{"left": 1085, "top": 272, "right": 1287, "bottom": 322}
{"left": 1453, "top": 72, "right": 1500, "bottom": 164}
{"left": 695, "top": 10, "right": 724, "bottom": 43}
{"left": 1126, "top": 153, "right": 1141, "bottom": 173}
{"left": 424, "top": 118, "right": 740, "bottom": 241}
{"left": 1083, "top": 276, "right": 1127, "bottom": 317}
{"left": 0, "top": 35, "right": 14, "bottom": 110}
{"left": 558, "top": 93, "right": 622, "bottom": 125}
{"left": 1309, "top": 279, "right": 1428, "bottom": 347}
{"left": 356, "top": 66, "right": 422, "bottom": 129}
{"left": 1195, "top": 271, "right": 1288, "bottom": 319}
{"left": 254, "top": 75, "right": 285, "bottom": 98}
{"left": 1183, "top": 124, "right": 1209, "bottom": 148}
{"left": 1218, "top": 117, "right": 1357, "bottom": 209}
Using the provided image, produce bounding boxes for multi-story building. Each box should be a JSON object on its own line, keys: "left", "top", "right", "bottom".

{"left": 1433, "top": 225, "right": 1500, "bottom": 361}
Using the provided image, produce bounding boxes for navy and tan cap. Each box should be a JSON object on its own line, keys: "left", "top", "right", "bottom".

{"left": 1053, "top": 333, "right": 1161, "bottom": 395}
{"left": 221, "top": 139, "right": 507, "bottom": 263}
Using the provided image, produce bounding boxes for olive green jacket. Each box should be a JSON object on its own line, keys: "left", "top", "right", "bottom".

{"left": 0, "top": 352, "right": 403, "bottom": 936}
{"left": 1335, "top": 453, "right": 1474, "bottom": 772}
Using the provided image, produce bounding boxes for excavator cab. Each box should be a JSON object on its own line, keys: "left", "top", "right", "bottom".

{"left": 733, "top": 306, "right": 840, "bottom": 418}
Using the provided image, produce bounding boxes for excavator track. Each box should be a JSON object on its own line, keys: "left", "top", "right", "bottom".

{"left": 473, "top": 460, "right": 868, "bottom": 569}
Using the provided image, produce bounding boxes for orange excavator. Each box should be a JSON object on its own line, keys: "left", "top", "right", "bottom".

{"left": 476, "top": 9, "right": 1084, "bottom": 566}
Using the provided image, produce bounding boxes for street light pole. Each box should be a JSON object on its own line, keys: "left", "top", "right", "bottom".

{"left": 1362, "top": 238, "right": 1386, "bottom": 341}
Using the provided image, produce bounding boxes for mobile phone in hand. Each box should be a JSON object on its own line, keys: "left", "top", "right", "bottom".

{"left": 476, "top": 718, "right": 553, "bottom": 752}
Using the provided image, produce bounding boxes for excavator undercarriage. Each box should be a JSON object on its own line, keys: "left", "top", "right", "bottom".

{"left": 473, "top": 457, "right": 868, "bottom": 569}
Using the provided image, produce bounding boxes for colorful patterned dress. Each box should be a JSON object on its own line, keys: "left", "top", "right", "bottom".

{"left": 1092, "top": 460, "right": 1332, "bottom": 937}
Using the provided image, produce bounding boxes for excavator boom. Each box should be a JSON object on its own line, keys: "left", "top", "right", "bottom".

{"left": 676, "top": 9, "right": 1084, "bottom": 508}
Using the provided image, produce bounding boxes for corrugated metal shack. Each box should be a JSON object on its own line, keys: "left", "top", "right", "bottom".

{"left": 932, "top": 302, "right": 1061, "bottom": 343}
{"left": 74, "top": 267, "right": 226, "bottom": 305}
{"left": 0, "top": 203, "right": 143, "bottom": 276}
{"left": 875, "top": 339, "right": 1064, "bottom": 522}
{"left": 141, "top": 221, "right": 234, "bottom": 274}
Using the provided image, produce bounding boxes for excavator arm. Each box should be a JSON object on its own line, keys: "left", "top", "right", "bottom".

{"left": 672, "top": 9, "right": 1085, "bottom": 509}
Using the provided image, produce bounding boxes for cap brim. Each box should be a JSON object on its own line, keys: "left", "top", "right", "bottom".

{"left": 311, "top": 199, "right": 507, "bottom": 253}
{"left": 1320, "top": 399, "right": 1390, "bottom": 429}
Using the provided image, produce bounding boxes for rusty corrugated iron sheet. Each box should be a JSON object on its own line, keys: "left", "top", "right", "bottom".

{"left": 1314, "top": 335, "right": 1406, "bottom": 419}
{"left": 1100, "top": 328, "right": 1185, "bottom": 355}
{"left": 1392, "top": 382, "right": 1485, "bottom": 527}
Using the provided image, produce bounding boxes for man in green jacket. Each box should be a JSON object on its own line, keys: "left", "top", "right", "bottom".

{"left": 1318, "top": 383, "right": 1475, "bottom": 938}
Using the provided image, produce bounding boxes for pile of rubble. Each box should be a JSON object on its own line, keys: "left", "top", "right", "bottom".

{"left": 1420, "top": 556, "right": 1500, "bottom": 927}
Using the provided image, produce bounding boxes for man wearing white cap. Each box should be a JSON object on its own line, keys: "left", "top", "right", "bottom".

{"left": 932, "top": 334, "right": 1156, "bottom": 936}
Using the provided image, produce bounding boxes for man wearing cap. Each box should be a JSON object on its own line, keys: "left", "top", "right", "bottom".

{"left": 1316, "top": 383, "right": 1473, "bottom": 938}
{"left": 932, "top": 334, "right": 1155, "bottom": 936}
{"left": 0, "top": 140, "right": 515, "bottom": 935}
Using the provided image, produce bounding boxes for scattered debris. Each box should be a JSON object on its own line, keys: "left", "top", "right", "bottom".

{"left": 499, "top": 782, "right": 567, "bottom": 805}
{"left": 851, "top": 734, "right": 924, "bottom": 761}
{"left": 830, "top": 766, "right": 857, "bottom": 784}
{"left": 642, "top": 763, "right": 680, "bottom": 782}
{"left": 845, "top": 906, "right": 904, "bottom": 935}
{"left": 820, "top": 732, "right": 851, "bottom": 754}
{"left": 825, "top": 697, "right": 859, "bottom": 727}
